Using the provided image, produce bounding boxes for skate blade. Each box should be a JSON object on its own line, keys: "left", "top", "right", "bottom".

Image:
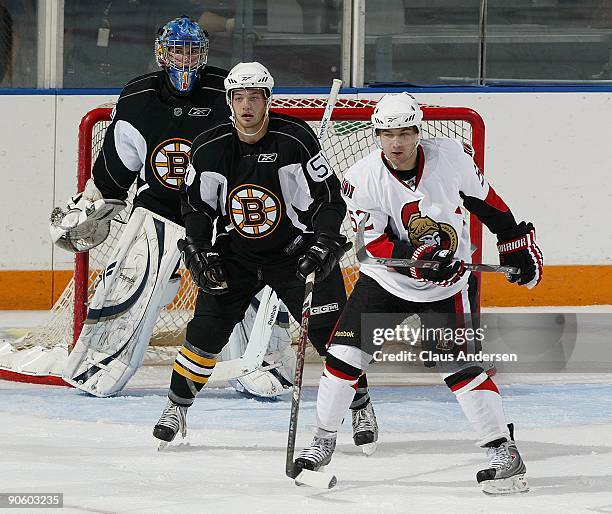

{"left": 481, "top": 474, "right": 529, "bottom": 495}
{"left": 360, "top": 442, "right": 377, "bottom": 456}
{"left": 294, "top": 469, "right": 337, "bottom": 489}
{"left": 157, "top": 440, "right": 169, "bottom": 451}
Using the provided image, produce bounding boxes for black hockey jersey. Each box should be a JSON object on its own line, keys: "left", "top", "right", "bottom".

{"left": 91, "top": 67, "right": 230, "bottom": 225}
{"left": 181, "top": 113, "right": 346, "bottom": 264}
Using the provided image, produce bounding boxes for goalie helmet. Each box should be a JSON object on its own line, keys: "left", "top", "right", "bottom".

{"left": 371, "top": 92, "right": 423, "bottom": 132}
{"left": 224, "top": 61, "right": 274, "bottom": 105}
{"left": 155, "top": 16, "right": 209, "bottom": 94}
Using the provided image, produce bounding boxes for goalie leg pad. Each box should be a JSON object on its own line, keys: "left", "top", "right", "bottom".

{"left": 63, "top": 208, "right": 184, "bottom": 397}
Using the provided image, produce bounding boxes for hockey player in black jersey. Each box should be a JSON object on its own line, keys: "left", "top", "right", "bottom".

{"left": 53, "top": 17, "right": 293, "bottom": 399}
{"left": 153, "top": 62, "right": 378, "bottom": 452}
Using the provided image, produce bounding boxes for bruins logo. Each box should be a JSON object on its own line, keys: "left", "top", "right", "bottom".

{"left": 150, "top": 138, "right": 191, "bottom": 190}
{"left": 401, "top": 202, "right": 458, "bottom": 251}
{"left": 229, "top": 184, "right": 281, "bottom": 239}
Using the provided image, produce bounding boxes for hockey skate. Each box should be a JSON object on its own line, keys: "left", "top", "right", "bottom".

{"left": 352, "top": 402, "right": 378, "bottom": 455}
{"left": 153, "top": 400, "right": 188, "bottom": 450}
{"left": 477, "top": 424, "right": 529, "bottom": 495}
{"left": 295, "top": 431, "right": 337, "bottom": 472}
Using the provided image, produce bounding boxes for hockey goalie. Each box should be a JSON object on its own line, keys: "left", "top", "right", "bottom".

{"left": 12, "top": 16, "right": 297, "bottom": 399}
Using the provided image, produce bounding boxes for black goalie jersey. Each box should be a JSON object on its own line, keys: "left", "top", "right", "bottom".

{"left": 91, "top": 67, "right": 229, "bottom": 225}
{"left": 181, "top": 113, "right": 346, "bottom": 263}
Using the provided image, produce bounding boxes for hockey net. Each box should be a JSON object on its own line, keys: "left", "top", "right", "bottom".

{"left": 0, "top": 96, "right": 484, "bottom": 380}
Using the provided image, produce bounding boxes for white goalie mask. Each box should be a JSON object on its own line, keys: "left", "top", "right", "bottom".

{"left": 224, "top": 62, "right": 274, "bottom": 132}
{"left": 371, "top": 92, "right": 423, "bottom": 132}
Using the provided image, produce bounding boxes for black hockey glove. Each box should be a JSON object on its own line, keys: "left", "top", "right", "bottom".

{"left": 177, "top": 237, "right": 228, "bottom": 295}
{"left": 406, "top": 244, "right": 466, "bottom": 286}
{"left": 296, "top": 233, "right": 352, "bottom": 283}
{"left": 497, "top": 221, "right": 543, "bottom": 289}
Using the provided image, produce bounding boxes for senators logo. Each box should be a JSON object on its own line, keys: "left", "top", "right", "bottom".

{"left": 401, "top": 201, "right": 458, "bottom": 251}
{"left": 229, "top": 184, "right": 281, "bottom": 238}
{"left": 150, "top": 138, "right": 191, "bottom": 190}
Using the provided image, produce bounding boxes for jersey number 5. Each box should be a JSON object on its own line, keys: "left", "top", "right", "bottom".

{"left": 306, "top": 152, "right": 333, "bottom": 182}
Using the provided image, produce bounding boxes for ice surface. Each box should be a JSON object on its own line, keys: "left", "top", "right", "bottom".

{"left": 1, "top": 309, "right": 611, "bottom": 513}
{"left": 1, "top": 378, "right": 611, "bottom": 513}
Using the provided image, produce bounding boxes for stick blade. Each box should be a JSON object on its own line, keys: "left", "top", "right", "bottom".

{"left": 294, "top": 469, "right": 337, "bottom": 489}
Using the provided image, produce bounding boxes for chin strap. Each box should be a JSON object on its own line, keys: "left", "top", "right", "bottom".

{"left": 231, "top": 111, "right": 270, "bottom": 138}
{"left": 382, "top": 140, "right": 419, "bottom": 170}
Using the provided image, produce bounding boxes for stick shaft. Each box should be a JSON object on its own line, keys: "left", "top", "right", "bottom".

{"left": 285, "top": 271, "right": 315, "bottom": 478}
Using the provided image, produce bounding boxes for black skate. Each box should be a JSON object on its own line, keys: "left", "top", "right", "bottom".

{"left": 477, "top": 424, "right": 529, "bottom": 495}
{"left": 153, "top": 400, "right": 188, "bottom": 450}
{"left": 295, "top": 432, "right": 337, "bottom": 472}
{"left": 352, "top": 402, "right": 378, "bottom": 455}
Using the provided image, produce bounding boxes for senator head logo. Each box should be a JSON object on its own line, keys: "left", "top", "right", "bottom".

{"left": 150, "top": 138, "right": 192, "bottom": 190}
{"left": 401, "top": 201, "right": 458, "bottom": 251}
{"left": 228, "top": 184, "right": 281, "bottom": 238}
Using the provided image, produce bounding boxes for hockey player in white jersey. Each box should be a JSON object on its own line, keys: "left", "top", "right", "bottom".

{"left": 297, "top": 92, "right": 543, "bottom": 494}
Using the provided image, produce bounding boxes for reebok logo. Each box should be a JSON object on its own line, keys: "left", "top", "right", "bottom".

{"left": 257, "top": 153, "right": 277, "bottom": 162}
{"left": 267, "top": 304, "right": 279, "bottom": 326}
{"left": 335, "top": 330, "right": 354, "bottom": 338}
{"left": 188, "top": 107, "right": 211, "bottom": 116}
{"left": 311, "top": 303, "right": 339, "bottom": 315}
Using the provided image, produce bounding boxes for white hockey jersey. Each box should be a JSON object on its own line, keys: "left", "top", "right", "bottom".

{"left": 343, "top": 137, "right": 508, "bottom": 302}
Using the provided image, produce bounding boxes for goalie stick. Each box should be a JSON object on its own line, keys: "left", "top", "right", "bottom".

{"left": 285, "top": 78, "right": 343, "bottom": 490}
{"left": 355, "top": 217, "right": 520, "bottom": 276}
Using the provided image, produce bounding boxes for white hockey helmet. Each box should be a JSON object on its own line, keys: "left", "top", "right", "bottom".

{"left": 371, "top": 92, "right": 423, "bottom": 132}
{"left": 224, "top": 61, "right": 274, "bottom": 104}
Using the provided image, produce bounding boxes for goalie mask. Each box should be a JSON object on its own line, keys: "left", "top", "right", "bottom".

{"left": 156, "top": 16, "right": 209, "bottom": 94}
{"left": 224, "top": 61, "right": 274, "bottom": 128}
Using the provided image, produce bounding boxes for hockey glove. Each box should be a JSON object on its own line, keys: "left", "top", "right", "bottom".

{"left": 296, "top": 233, "right": 352, "bottom": 283}
{"left": 178, "top": 237, "right": 228, "bottom": 295}
{"left": 497, "top": 221, "right": 543, "bottom": 289}
{"left": 407, "top": 245, "right": 466, "bottom": 286}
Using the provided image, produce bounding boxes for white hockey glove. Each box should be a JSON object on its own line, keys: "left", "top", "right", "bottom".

{"left": 50, "top": 179, "right": 126, "bottom": 253}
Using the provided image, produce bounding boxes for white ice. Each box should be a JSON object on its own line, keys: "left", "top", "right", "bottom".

{"left": 1, "top": 309, "right": 611, "bottom": 513}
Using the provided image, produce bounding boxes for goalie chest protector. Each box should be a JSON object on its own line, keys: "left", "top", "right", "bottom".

{"left": 92, "top": 67, "right": 230, "bottom": 225}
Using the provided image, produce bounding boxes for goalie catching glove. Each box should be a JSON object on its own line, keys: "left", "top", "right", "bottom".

{"left": 407, "top": 245, "right": 466, "bottom": 286}
{"left": 49, "top": 178, "right": 126, "bottom": 253}
{"left": 497, "top": 221, "right": 543, "bottom": 289}
{"left": 297, "top": 233, "right": 352, "bottom": 283}
{"left": 178, "top": 236, "right": 228, "bottom": 294}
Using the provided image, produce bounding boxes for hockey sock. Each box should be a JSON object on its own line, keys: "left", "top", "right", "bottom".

{"left": 169, "top": 342, "right": 217, "bottom": 407}
{"left": 444, "top": 366, "right": 510, "bottom": 447}
{"left": 316, "top": 352, "right": 360, "bottom": 432}
{"left": 350, "top": 373, "right": 370, "bottom": 411}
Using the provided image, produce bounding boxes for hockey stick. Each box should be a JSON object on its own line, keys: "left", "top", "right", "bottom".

{"left": 356, "top": 217, "right": 520, "bottom": 276}
{"left": 207, "top": 286, "right": 280, "bottom": 383}
{"left": 285, "top": 271, "right": 336, "bottom": 489}
{"left": 285, "top": 79, "right": 343, "bottom": 490}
